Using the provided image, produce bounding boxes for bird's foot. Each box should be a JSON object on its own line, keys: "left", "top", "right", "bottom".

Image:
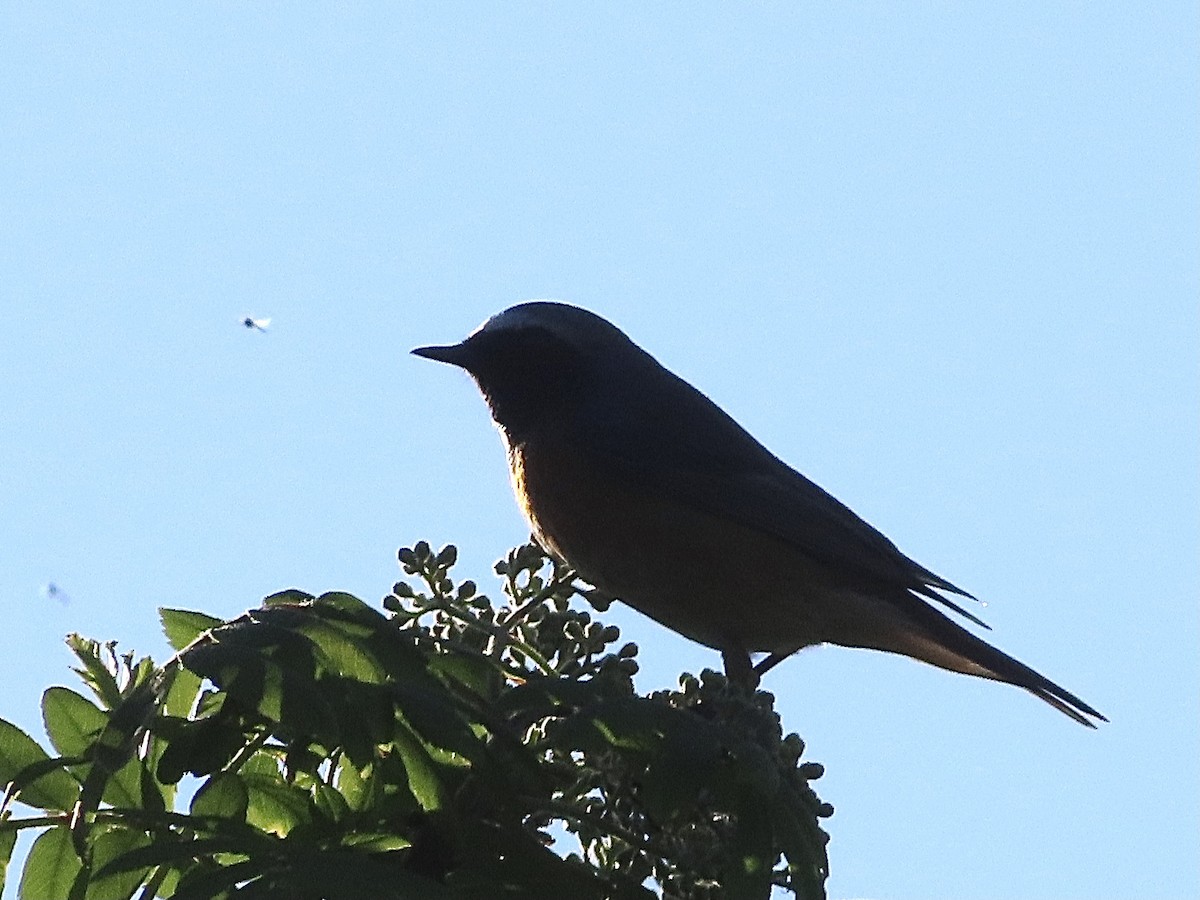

{"left": 722, "top": 648, "right": 759, "bottom": 691}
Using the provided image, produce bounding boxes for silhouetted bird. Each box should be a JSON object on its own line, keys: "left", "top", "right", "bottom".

{"left": 414, "top": 302, "right": 1105, "bottom": 727}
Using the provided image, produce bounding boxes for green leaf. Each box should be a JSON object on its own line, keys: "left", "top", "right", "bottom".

{"left": 161, "top": 665, "right": 203, "bottom": 720}
{"left": 335, "top": 758, "right": 372, "bottom": 812}
{"left": 182, "top": 624, "right": 342, "bottom": 744}
{"left": 0, "top": 825, "right": 17, "bottom": 896}
{"left": 18, "top": 827, "right": 81, "bottom": 900}
{"left": 334, "top": 681, "right": 397, "bottom": 758}
{"left": 181, "top": 643, "right": 280, "bottom": 722}
{"left": 311, "top": 782, "right": 350, "bottom": 823}
{"left": 86, "top": 826, "right": 152, "bottom": 900}
{"left": 155, "top": 718, "right": 248, "bottom": 784}
{"left": 68, "top": 698, "right": 148, "bottom": 817}
{"left": 242, "top": 774, "right": 311, "bottom": 836}
{"left": 389, "top": 680, "right": 483, "bottom": 762}
{"left": 262, "top": 589, "right": 315, "bottom": 607}
{"left": 277, "top": 675, "right": 341, "bottom": 746}
{"left": 313, "top": 591, "right": 377, "bottom": 619}
{"left": 169, "top": 858, "right": 266, "bottom": 900}
{"left": 0, "top": 719, "right": 80, "bottom": 812}
{"left": 159, "top": 609, "right": 222, "bottom": 652}
{"left": 391, "top": 721, "right": 446, "bottom": 813}
{"left": 95, "top": 836, "right": 258, "bottom": 878}
{"left": 497, "top": 673, "right": 612, "bottom": 718}
{"left": 99, "top": 757, "right": 142, "bottom": 809}
{"left": 426, "top": 651, "right": 498, "bottom": 698}
{"left": 65, "top": 636, "right": 123, "bottom": 710}
{"left": 42, "top": 687, "right": 106, "bottom": 759}
{"left": 2, "top": 544, "right": 834, "bottom": 900}
{"left": 238, "top": 752, "right": 281, "bottom": 779}
{"left": 140, "top": 759, "right": 168, "bottom": 813}
{"left": 339, "top": 832, "right": 411, "bottom": 852}
{"left": 293, "top": 617, "right": 386, "bottom": 684}
{"left": 191, "top": 772, "right": 249, "bottom": 822}
{"left": 557, "top": 698, "right": 669, "bottom": 755}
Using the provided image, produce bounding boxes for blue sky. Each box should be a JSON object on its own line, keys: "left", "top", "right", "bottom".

{"left": 2, "top": 4, "right": 1196, "bottom": 898}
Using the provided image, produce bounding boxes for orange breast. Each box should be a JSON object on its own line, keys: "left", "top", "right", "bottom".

{"left": 506, "top": 432, "right": 868, "bottom": 653}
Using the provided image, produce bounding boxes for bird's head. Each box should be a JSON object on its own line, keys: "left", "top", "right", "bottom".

{"left": 413, "top": 301, "right": 651, "bottom": 438}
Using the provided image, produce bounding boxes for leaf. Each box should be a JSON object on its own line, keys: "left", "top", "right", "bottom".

{"left": 96, "top": 836, "right": 258, "bottom": 878}
{"left": 169, "top": 858, "right": 266, "bottom": 900}
{"left": 313, "top": 592, "right": 378, "bottom": 620}
{"left": 18, "top": 827, "right": 81, "bottom": 900}
{"left": 105, "top": 757, "right": 143, "bottom": 809}
{"left": 0, "top": 719, "right": 80, "bottom": 812}
{"left": 339, "top": 832, "right": 411, "bottom": 852}
{"left": 556, "top": 699, "right": 668, "bottom": 755}
{"left": 65, "top": 636, "right": 123, "bottom": 709}
{"left": 60, "top": 683, "right": 151, "bottom": 817}
{"left": 0, "top": 825, "right": 16, "bottom": 896}
{"left": 181, "top": 644, "right": 279, "bottom": 721}
{"left": 389, "top": 680, "right": 483, "bottom": 763}
{"left": 342, "top": 681, "right": 399, "bottom": 749}
{"left": 191, "top": 772, "right": 249, "bottom": 822}
{"left": 294, "top": 619, "right": 386, "bottom": 684}
{"left": 277, "top": 673, "right": 341, "bottom": 746}
{"left": 238, "top": 752, "right": 281, "bottom": 779}
{"left": 497, "top": 674, "right": 612, "bottom": 718}
{"left": 426, "top": 650, "right": 498, "bottom": 698}
{"left": 311, "top": 782, "right": 349, "bottom": 823}
{"left": 140, "top": 759, "right": 168, "bottom": 813}
{"left": 161, "top": 665, "right": 203, "bottom": 720}
{"left": 391, "top": 720, "right": 446, "bottom": 813}
{"left": 86, "top": 826, "right": 152, "bottom": 900}
{"left": 155, "top": 718, "right": 248, "bottom": 784}
{"left": 182, "top": 626, "right": 340, "bottom": 743}
{"left": 242, "top": 775, "right": 311, "bottom": 836}
{"left": 262, "top": 589, "right": 315, "bottom": 607}
{"left": 159, "top": 610, "right": 221, "bottom": 652}
{"left": 41, "top": 688, "right": 107, "bottom": 764}
{"left": 335, "top": 758, "right": 373, "bottom": 812}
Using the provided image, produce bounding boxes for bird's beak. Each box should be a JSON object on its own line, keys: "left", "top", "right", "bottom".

{"left": 412, "top": 342, "right": 471, "bottom": 368}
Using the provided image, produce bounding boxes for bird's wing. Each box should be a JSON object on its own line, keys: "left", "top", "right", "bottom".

{"left": 580, "top": 367, "right": 987, "bottom": 626}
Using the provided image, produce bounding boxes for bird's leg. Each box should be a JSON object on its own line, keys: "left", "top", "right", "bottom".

{"left": 722, "top": 647, "right": 759, "bottom": 690}
{"left": 753, "top": 647, "right": 800, "bottom": 677}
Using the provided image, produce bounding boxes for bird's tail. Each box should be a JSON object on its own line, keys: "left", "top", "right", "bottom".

{"left": 894, "top": 606, "right": 1107, "bottom": 728}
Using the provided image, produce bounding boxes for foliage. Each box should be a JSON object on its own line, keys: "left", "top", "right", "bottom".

{"left": 0, "top": 542, "right": 831, "bottom": 899}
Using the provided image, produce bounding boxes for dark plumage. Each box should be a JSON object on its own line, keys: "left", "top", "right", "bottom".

{"left": 414, "top": 301, "right": 1105, "bottom": 727}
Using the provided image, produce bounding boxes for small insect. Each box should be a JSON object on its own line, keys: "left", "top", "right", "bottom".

{"left": 242, "top": 316, "right": 271, "bottom": 332}
{"left": 42, "top": 583, "right": 71, "bottom": 605}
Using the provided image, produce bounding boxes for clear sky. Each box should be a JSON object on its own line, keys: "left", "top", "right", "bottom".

{"left": 2, "top": 4, "right": 1196, "bottom": 899}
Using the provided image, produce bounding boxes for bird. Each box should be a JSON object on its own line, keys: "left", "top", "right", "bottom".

{"left": 413, "top": 301, "right": 1106, "bottom": 727}
{"left": 242, "top": 316, "right": 271, "bottom": 332}
{"left": 42, "top": 582, "right": 71, "bottom": 605}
